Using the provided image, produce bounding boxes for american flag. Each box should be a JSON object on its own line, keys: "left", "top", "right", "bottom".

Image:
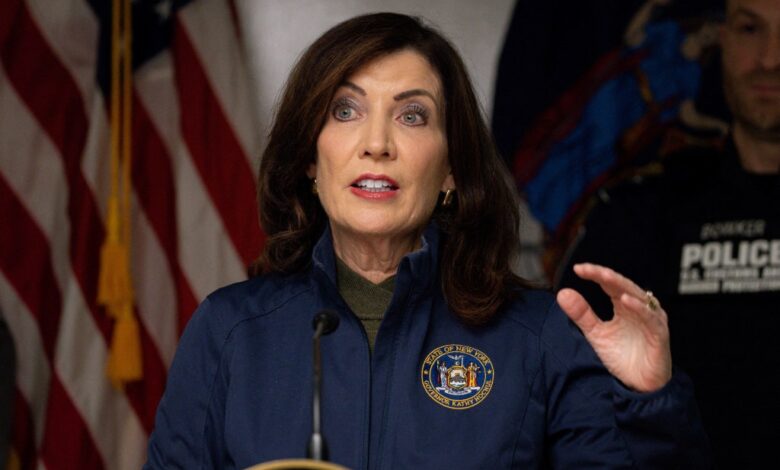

{"left": 0, "top": 0, "right": 263, "bottom": 468}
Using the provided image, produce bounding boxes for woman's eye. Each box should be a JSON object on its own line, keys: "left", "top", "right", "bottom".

{"left": 331, "top": 97, "right": 360, "bottom": 121}
{"left": 402, "top": 112, "right": 420, "bottom": 124}
{"left": 334, "top": 105, "right": 356, "bottom": 121}
{"left": 399, "top": 105, "right": 428, "bottom": 126}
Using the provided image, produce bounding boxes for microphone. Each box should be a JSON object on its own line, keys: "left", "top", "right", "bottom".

{"left": 307, "top": 309, "right": 339, "bottom": 461}
{"left": 312, "top": 310, "right": 340, "bottom": 337}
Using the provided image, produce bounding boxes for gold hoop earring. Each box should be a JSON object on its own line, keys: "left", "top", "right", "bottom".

{"left": 442, "top": 188, "right": 455, "bottom": 207}
{"left": 312, "top": 178, "right": 318, "bottom": 195}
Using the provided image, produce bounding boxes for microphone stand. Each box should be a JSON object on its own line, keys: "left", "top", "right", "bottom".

{"left": 307, "top": 310, "right": 339, "bottom": 461}
{"left": 245, "top": 310, "right": 345, "bottom": 470}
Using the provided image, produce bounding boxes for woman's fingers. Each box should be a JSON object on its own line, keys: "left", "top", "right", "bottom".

{"left": 573, "top": 263, "right": 645, "bottom": 301}
{"left": 620, "top": 292, "right": 669, "bottom": 334}
{"left": 620, "top": 293, "right": 673, "bottom": 387}
{"left": 557, "top": 288, "right": 601, "bottom": 334}
{"left": 561, "top": 264, "right": 673, "bottom": 392}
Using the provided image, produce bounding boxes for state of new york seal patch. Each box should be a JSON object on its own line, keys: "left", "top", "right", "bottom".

{"left": 420, "top": 344, "right": 494, "bottom": 410}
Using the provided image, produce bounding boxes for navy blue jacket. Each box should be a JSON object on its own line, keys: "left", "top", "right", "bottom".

{"left": 146, "top": 225, "right": 710, "bottom": 469}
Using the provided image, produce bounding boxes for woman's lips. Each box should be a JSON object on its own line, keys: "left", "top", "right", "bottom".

{"left": 350, "top": 174, "right": 399, "bottom": 200}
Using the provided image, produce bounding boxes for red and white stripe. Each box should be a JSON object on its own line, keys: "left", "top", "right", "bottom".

{"left": 0, "top": 0, "right": 262, "bottom": 468}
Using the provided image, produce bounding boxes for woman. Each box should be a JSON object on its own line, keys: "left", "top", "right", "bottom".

{"left": 145, "top": 13, "right": 709, "bottom": 468}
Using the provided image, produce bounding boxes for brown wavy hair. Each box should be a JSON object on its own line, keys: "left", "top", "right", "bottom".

{"left": 251, "top": 12, "right": 530, "bottom": 324}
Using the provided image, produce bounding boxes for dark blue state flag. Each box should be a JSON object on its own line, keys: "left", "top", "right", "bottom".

{"left": 492, "top": 0, "right": 728, "bottom": 279}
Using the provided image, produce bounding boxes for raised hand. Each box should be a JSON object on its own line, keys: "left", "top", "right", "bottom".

{"left": 556, "top": 263, "right": 672, "bottom": 393}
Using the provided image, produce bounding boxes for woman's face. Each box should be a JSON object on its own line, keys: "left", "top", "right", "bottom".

{"left": 309, "top": 49, "right": 454, "bottom": 243}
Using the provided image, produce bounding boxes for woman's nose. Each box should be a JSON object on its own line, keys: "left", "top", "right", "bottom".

{"left": 362, "top": 116, "right": 395, "bottom": 159}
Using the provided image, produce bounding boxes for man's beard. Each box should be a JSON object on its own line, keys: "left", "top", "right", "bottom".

{"left": 723, "top": 69, "right": 780, "bottom": 142}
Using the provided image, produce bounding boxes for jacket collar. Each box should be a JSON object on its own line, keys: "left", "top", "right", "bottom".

{"left": 311, "top": 221, "right": 441, "bottom": 298}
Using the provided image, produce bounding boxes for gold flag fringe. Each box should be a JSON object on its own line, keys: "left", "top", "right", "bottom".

{"left": 97, "top": 0, "right": 141, "bottom": 388}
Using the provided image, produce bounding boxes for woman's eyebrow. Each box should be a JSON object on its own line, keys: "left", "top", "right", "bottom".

{"left": 341, "top": 81, "right": 366, "bottom": 95}
{"left": 393, "top": 89, "right": 439, "bottom": 107}
{"left": 339, "top": 81, "right": 439, "bottom": 106}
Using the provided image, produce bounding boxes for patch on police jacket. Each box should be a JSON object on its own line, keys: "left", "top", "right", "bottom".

{"left": 420, "top": 344, "right": 494, "bottom": 410}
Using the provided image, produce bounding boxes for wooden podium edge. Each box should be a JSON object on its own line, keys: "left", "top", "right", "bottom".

{"left": 245, "top": 458, "right": 350, "bottom": 470}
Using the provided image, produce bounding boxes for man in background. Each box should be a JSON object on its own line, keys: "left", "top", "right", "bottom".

{"left": 559, "top": 0, "right": 780, "bottom": 466}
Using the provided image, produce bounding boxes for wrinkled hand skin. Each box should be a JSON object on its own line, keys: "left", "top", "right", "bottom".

{"left": 557, "top": 263, "right": 672, "bottom": 393}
